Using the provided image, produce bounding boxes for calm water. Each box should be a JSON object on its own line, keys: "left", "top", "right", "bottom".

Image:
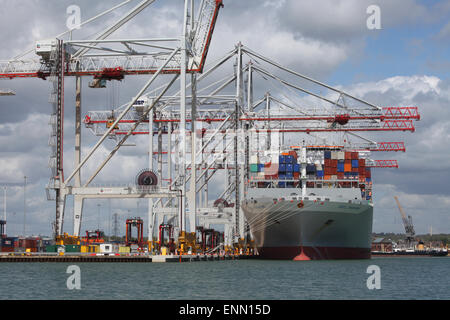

{"left": 0, "top": 257, "right": 448, "bottom": 300}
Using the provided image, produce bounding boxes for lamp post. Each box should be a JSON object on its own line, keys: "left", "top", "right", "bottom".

{"left": 23, "top": 176, "right": 27, "bottom": 237}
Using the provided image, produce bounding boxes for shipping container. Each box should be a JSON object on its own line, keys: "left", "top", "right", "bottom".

{"left": 331, "top": 151, "right": 338, "bottom": 160}
{"left": 250, "top": 164, "right": 259, "bottom": 172}
{"left": 286, "top": 172, "right": 293, "bottom": 179}
{"left": 358, "top": 159, "right": 365, "bottom": 167}
{"left": 351, "top": 152, "right": 358, "bottom": 160}
{"left": 279, "top": 155, "right": 286, "bottom": 164}
{"left": 65, "top": 245, "right": 81, "bottom": 253}
{"left": 331, "top": 159, "right": 338, "bottom": 168}
{"left": 306, "top": 164, "right": 315, "bottom": 174}
{"left": 258, "top": 163, "right": 265, "bottom": 171}
{"left": 293, "top": 163, "right": 300, "bottom": 172}
{"left": 279, "top": 164, "right": 286, "bottom": 172}
{"left": 119, "top": 246, "right": 131, "bottom": 254}
{"left": 351, "top": 160, "right": 359, "bottom": 168}
{"left": 337, "top": 163, "right": 345, "bottom": 172}
{"left": 345, "top": 151, "right": 352, "bottom": 160}
{"left": 45, "top": 245, "right": 58, "bottom": 253}
{"left": 324, "top": 151, "right": 331, "bottom": 159}
{"left": 286, "top": 163, "right": 294, "bottom": 172}
{"left": 344, "top": 163, "right": 352, "bottom": 172}
{"left": 288, "top": 150, "right": 298, "bottom": 159}
{"left": 285, "top": 155, "right": 294, "bottom": 164}
{"left": 316, "top": 170, "right": 324, "bottom": 177}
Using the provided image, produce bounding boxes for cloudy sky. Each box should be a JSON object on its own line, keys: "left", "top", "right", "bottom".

{"left": 0, "top": 0, "right": 449, "bottom": 238}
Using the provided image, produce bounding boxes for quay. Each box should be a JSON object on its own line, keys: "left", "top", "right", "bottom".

{"left": 0, "top": 253, "right": 253, "bottom": 263}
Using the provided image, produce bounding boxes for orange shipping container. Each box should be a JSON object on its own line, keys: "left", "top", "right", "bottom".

{"left": 344, "top": 164, "right": 352, "bottom": 172}
{"left": 324, "top": 175, "right": 331, "bottom": 180}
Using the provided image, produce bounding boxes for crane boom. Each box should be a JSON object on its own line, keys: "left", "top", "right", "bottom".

{"left": 0, "top": 0, "right": 224, "bottom": 79}
{"left": 394, "top": 196, "right": 415, "bottom": 239}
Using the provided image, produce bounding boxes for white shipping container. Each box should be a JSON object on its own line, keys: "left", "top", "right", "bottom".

{"left": 100, "top": 243, "right": 114, "bottom": 254}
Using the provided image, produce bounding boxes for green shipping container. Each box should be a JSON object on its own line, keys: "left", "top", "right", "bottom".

{"left": 250, "top": 164, "right": 259, "bottom": 172}
{"left": 45, "top": 245, "right": 58, "bottom": 253}
{"left": 65, "top": 245, "right": 81, "bottom": 253}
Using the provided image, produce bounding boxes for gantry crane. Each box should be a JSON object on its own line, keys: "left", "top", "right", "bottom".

{"left": 0, "top": 0, "right": 224, "bottom": 241}
{"left": 394, "top": 196, "right": 416, "bottom": 248}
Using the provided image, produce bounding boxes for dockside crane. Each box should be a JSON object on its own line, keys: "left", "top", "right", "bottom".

{"left": 394, "top": 196, "right": 416, "bottom": 248}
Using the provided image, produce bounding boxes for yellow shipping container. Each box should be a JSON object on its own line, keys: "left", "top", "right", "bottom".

{"left": 81, "top": 245, "right": 89, "bottom": 253}
{"left": 89, "top": 245, "right": 99, "bottom": 253}
{"left": 119, "top": 246, "right": 130, "bottom": 253}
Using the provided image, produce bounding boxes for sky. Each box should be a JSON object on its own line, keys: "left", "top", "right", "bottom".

{"left": 0, "top": 0, "right": 449, "bottom": 238}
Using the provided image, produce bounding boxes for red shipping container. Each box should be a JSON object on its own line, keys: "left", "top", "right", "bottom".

{"left": 288, "top": 151, "right": 298, "bottom": 159}
{"left": 337, "top": 172, "right": 344, "bottom": 179}
{"left": 293, "top": 172, "right": 300, "bottom": 179}
{"left": 331, "top": 159, "right": 338, "bottom": 168}
{"left": 345, "top": 152, "right": 352, "bottom": 160}
{"left": 358, "top": 159, "right": 365, "bottom": 166}
{"left": 351, "top": 152, "right": 358, "bottom": 160}
{"left": 324, "top": 159, "right": 331, "bottom": 167}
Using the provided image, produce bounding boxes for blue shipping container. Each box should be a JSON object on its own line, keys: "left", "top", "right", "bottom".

{"left": 285, "top": 155, "right": 294, "bottom": 164}
{"left": 317, "top": 170, "right": 324, "bottom": 177}
{"left": 278, "top": 182, "right": 286, "bottom": 188}
{"left": 279, "top": 164, "right": 286, "bottom": 172}
{"left": 286, "top": 164, "right": 293, "bottom": 172}
{"left": 324, "top": 151, "right": 331, "bottom": 159}
{"left": 286, "top": 172, "right": 293, "bottom": 179}
{"left": 279, "top": 155, "right": 286, "bottom": 164}
{"left": 258, "top": 164, "right": 265, "bottom": 171}
{"left": 279, "top": 174, "right": 286, "bottom": 180}
{"left": 337, "top": 163, "right": 345, "bottom": 172}
{"left": 351, "top": 160, "right": 359, "bottom": 168}
{"left": 293, "top": 164, "right": 300, "bottom": 172}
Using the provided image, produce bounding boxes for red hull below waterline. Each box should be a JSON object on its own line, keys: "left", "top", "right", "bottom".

{"left": 257, "top": 246, "right": 371, "bottom": 260}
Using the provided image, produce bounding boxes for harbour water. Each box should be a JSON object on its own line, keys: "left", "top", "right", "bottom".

{"left": 0, "top": 257, "right": 448, "bottom": 300}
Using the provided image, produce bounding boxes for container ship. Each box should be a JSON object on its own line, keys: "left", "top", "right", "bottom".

{"left": 242, "top": 147, "right": 373, "bottom": 260}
